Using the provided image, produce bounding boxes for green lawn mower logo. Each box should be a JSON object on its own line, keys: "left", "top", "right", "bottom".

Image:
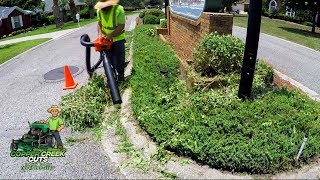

{"left": 10, "top": 106, "right": 66, "bottom": 171}
{"left": 11, "top": 105, "right": 65, "bottom": 152}
{"left": 10, "top": 121, "right": 56, "bottom": 152}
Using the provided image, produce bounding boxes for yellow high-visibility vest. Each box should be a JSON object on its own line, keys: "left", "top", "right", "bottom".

{"left": 98, "top": 5, "right": 125, "bottom": 42}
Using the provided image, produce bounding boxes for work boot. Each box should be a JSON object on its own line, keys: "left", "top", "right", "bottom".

{"left": 57, "top": 145, "right": 64, "bottom": 149}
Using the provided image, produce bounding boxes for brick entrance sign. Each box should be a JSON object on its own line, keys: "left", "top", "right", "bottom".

{"left": 163, "top": 0, "right": 233, "bottom": 63}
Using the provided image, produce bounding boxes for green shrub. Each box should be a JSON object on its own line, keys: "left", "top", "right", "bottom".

{"left": 145, "top": 9, "right": 165, "bottom": 17}
{"left": 193, "top": 33, "right": 244, "bottom": 77}
{"left": 47, "top": 15, "right": 55, "bottom": 23}
{"left": 160, "top": 19, "right": 167, "bottom": 28}
{"left": 269, "top": 8, "right": 279, "bottom": 18}
{"left": 277, "top": 13, "right": 296, "bottom": 22}
{"left": 79, "top": 6, "right": 90, "bottom": 19}
{"left": 60, "top": 75, "right": 110, "bottom": 131}
{"left": 144, "top": 14, "right": 159, "bottom": 24}
{"left": 142, "top": 9, "right": 165, "bottom": 24}
{"left": 146, "top": 28, "right": 156, "bottom": 37}
{"left": 124, "top": 7, "right": 136, "bottom": 11}
{"left": 296, "top": 10, "right": 312, "bottom": 22}
{"left": 139, "top": 10, "right": 146, "bottom": 18}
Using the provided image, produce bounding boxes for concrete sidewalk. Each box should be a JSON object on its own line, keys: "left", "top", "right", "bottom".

{"left": 0, "top": 28, "right": 78, "bottom": 46}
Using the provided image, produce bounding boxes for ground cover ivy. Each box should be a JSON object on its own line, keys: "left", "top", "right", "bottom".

{"left": 130, "top": 25, "right": 320, "bottom": 174}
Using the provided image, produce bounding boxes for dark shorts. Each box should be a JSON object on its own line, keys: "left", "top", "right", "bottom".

{"left": 106, "top": 39, "right": 126, "bottom": 80}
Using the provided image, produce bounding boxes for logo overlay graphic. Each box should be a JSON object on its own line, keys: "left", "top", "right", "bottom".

{"left": 10, "top": 105, "right": 66, "bottom": 171}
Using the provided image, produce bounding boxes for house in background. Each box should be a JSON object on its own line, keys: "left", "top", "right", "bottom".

{"left": 232, "top": 0, "right": 250, "bottom": 13}
{"left": 268, "top": 0, "right": 282, "bottom": 10}
{"left": 232, "top": 0, "right": 297, "bottom": 17}
{"left": 0, "top": 6, "right": 32, "bottom": 36}
{"left": 44, "top": 0, "right": 86, "bottom": 12}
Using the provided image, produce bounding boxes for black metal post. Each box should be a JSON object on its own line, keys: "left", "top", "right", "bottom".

{"left": 238, "top": 0, "right": 263, "bottom": 100}
{"left": 165, "top": 0, "right": 169, "bottom": 19}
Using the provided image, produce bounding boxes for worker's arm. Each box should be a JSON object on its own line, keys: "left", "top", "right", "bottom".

{"left": 97, "top": 9, "right": 103, "bottom": 37}
{"left": 97, "top": 22, "right": 102, "bottom": 37}
{"left": 109, "top": 24, "right": 125, "bottom": 38}
{"left": 57, "top": 125, "right": 65, "bottom": 132}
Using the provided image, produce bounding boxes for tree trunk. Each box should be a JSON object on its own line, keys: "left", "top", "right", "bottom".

{"left": 317, "top": 12, "right": 320, "bottom": 27}
{"left": 89, "top": 5, "right": 95, "bottom": 19}
{"left": 62, "top": 9, "right": 68, "bottom": 22}
{"left": 312, "top": 11, "right": 317, "bottom": 33}
{"left": 69, "top": 0, "right": 77, "bottom": 23}
{"left": 53, "top": 0, "right": 64, "bottom": 28}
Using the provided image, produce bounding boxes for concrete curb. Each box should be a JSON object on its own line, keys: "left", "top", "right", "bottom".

{"left": 273, "top": 69, "right": 320, "bottom": 102}
{"left": 100, "top": 36, "right": 163, "bottom": 179}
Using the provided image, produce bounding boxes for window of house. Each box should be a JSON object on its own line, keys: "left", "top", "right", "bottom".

{"left": 11, "top": 15, "right": 23, "bottom": 29}
{"left": 13, "top": 16, "right": 21, "bottom": 28}
{"left": 285, "top": 6, "right": 295, "bottom": 17}
{"left": 269, "top": 0, "right": 278, "bottom": 10}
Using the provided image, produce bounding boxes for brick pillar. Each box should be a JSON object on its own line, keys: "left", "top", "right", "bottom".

{"left": 168, "top": 7, "right": 233, "bottom": 62}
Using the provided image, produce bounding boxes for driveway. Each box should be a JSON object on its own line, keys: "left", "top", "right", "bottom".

{"left": 0, "top": 15, "right": 137, "bottom": 179}
{"left": 233, "top": 26, "right": 320, "bottom": 95}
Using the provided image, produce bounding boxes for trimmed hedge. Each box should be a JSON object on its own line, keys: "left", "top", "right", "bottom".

{"left": 141, "top": 9, "right": 165, "bottom": 24}
{"left": 160, "top": 19, "right": 167, "bottom": 28}
{"left": 130, "top": 25, "right": 320, "bottom": 174}
{"left": 193, "top": 33, "right": 244, "bottom": 77}
{"left": 143, "top": 14, "right": 159, "bottom": 24}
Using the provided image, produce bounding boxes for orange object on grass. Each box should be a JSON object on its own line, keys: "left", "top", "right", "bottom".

{"left": 63, "top": 65, "right": 78, "bottom": 90}
{"left": 94, "top": 36, "right": 113, "bottom": 52}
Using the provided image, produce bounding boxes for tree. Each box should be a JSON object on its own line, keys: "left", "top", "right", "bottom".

{"left": 284, "top": 0, "right": 320, "bottom": 33}
{"left": 53, "top": 0, "right": 64, "bottom": 28}
{"left": 59, "top": 0, "right": 69, "bottom": 22}
{"left": 0, "top": 0, "right": 42, "bottom": 10}
{"left": 69, "top": 0, "right": 78, "bottom": 23}
{"left": 80, "top": 0, "right": 97, "bottom": 19}
{"left": 150, "top": 0, "right": 162, "bottom": 6}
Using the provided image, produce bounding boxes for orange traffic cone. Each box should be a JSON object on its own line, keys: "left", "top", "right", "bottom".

{"left": 63, "top": 65, "right": 78, "bottom": 90}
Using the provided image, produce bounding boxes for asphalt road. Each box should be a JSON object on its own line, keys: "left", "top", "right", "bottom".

{"left": 0, "top": 14, "right": 138, "bottom": 179}
{"left": 233, "top": 26, "right": 320, "bottom": 95}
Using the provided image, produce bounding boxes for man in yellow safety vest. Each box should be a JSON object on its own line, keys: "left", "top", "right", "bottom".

{"left": 95, "top": 0, "right": 126, "bottom": 82}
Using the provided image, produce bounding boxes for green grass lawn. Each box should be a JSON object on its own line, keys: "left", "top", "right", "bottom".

{"left": 233, "top": 15, "right": 320, "bottom": 51}
{"left": 0, "top": 38, "right": 51, "bottom": 64}
{"left": 1, "top": 18, "right": 97, "bottom": 41}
